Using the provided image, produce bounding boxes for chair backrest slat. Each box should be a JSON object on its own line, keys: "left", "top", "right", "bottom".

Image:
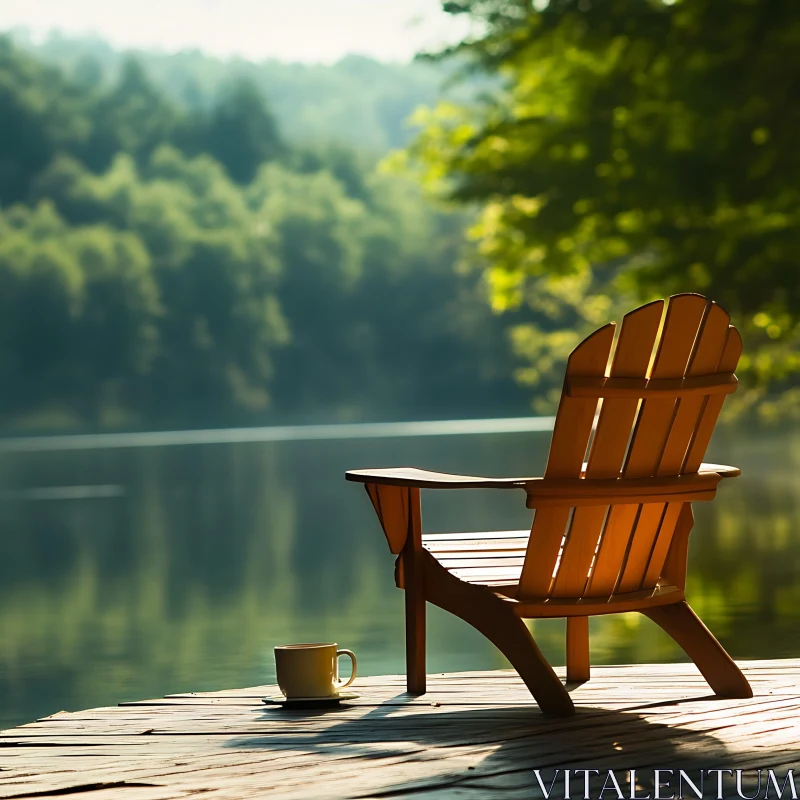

{"left": 518, "top": 324, "right": 615, "bottom": 599}
{"left": 641, "top": 501, "right": 685, "bottom": 588}
{"left": 657, "top": 303, "right": 732, "bottom": 476}
{"left": 545, "top": 323, "right": 618, "bottom": 478}
{"left": 549, "top": 301, "right": 663, "bottom": 598}
{"left": 624, "top": 294, "right": 708, "bottom": 478}
{"left": 585, "top": 504, "right": 639, "bottom": 597}
{"left": 585, "top": 301, "right": 665, "bottom": 477}
{"left": 518, "top": 294, "right": 741, "bottom": 603}
{"left": 616, "top": 503, "right": 670, "bottom": 593}
{"left": 683, "top": 327, "right": 743, "bottom": 473}
{"left": 628, "top": 304, "right": 735, "bottom": 591}
{"left": 617, "top": 297, "right": 727, "bottom": 593}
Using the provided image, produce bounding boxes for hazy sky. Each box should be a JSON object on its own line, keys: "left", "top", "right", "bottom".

{"left": 0, "top": 0, "right": 472, "bottom": 63}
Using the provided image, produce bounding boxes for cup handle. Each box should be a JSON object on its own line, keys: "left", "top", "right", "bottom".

{"left": 336, "top": 649, "right": 357, "bottom": 689}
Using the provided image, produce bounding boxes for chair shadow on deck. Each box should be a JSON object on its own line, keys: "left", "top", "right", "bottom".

{"left": 231, "top": 690, "right": 736, "bottom": 798}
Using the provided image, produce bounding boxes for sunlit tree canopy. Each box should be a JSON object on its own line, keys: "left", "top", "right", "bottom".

{"left": 409, "top": 0, "right": 800, "bottom": 417}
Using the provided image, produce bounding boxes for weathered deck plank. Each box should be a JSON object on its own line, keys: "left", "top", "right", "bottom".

{"left": 1, "top": 660, "right": 798, "bottom": 799}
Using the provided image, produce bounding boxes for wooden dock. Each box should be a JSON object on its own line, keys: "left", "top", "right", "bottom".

{"left": 1, "top": 660, "right": 798, "bottom": 799}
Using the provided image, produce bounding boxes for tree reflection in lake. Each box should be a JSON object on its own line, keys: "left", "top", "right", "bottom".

{"left": 0, "top": 426, "right": 798, "bottom": 729}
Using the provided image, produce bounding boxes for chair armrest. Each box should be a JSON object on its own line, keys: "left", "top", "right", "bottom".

{"left": 345, "top": 462, "right": 740, "bottom": 501}
{"left": 345, "top": 467, "right": 533, "bottom": 489}
{"left": 698, "top": 462, "right": 741, "bottom": 478}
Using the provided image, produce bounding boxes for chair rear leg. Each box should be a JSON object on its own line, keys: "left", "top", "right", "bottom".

{"left": 566, "top": 616, "right": 590, "bottom": 683}
{"left": 643, "top": 601, "right": 752, "bottom": 698}
{"left": 404, "top": 578, "right": 426, "bottom": 694}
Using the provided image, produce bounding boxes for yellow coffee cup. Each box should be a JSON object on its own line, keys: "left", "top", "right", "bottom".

{"left": 274, "top": 643, "right": 357, "bottom": 699}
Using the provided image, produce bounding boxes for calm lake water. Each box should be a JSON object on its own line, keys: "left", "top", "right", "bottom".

{"left": 1, "top": 423, "right": 799, "bottom": 729}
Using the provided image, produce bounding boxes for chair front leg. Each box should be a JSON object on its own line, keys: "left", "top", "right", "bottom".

{"left": 422, "top": 552, "right": 574, "bottom": 716}
{"left": 364, "top": 483, "right": 426, "bottom": 693}
{"left": 403, "top": 522, "right": 426, "bottom": 694}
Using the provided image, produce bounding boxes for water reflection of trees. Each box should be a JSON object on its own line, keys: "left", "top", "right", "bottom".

{"left": 1, "top": 428, "right": 798, "bottom": 728}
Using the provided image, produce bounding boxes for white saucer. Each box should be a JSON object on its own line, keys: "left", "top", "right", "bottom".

{"left": 262, "top": 692, "right": 359, "bottom": 707}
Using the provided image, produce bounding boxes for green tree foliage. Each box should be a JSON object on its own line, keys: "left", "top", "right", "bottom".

{"left": 15, "top": 32, "right": 476, "bottom": 153}
{"left": 248, "top": 164, "right": 366, "bottom": 414}
{"left": 0, "top": 38, "right": 90, "bottom": 205}
{"left": 0, "top": 202, "right": 159, "bottom": 423}
{"left": 0, "top": 36, "right": 528, "bottom": 431}
{"left": 83, "top": 57, "right": 181, "bottom": 173}
{"left": 345, "top": 171, "right": 528, "bottom": 420}
{"left": 196, "top": 78, "right": 284, "bottom": 183}
{"left": 29, "top": 148, "right": 287, "bottom": 426}
{"left": 409, "top": 0, "right": 800, "bottom": 417}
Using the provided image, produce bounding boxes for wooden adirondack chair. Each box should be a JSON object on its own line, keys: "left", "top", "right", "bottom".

{"left": 346, "top": 294, "right": 753, "bottom": 716}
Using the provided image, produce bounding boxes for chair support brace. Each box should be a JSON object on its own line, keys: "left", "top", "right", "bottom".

{"left": 524, "top": 472, "right": 724, "bottom": 509}
{"left": 566, "top": 373, "right": 737, "bottom": 399}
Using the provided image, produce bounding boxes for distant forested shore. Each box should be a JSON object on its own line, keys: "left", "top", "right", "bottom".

{"left": 0, "top": 32, "right": 531, "bottom": 433}
{"left": 11, "top": 30, "right": 481, "bottom": 153}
